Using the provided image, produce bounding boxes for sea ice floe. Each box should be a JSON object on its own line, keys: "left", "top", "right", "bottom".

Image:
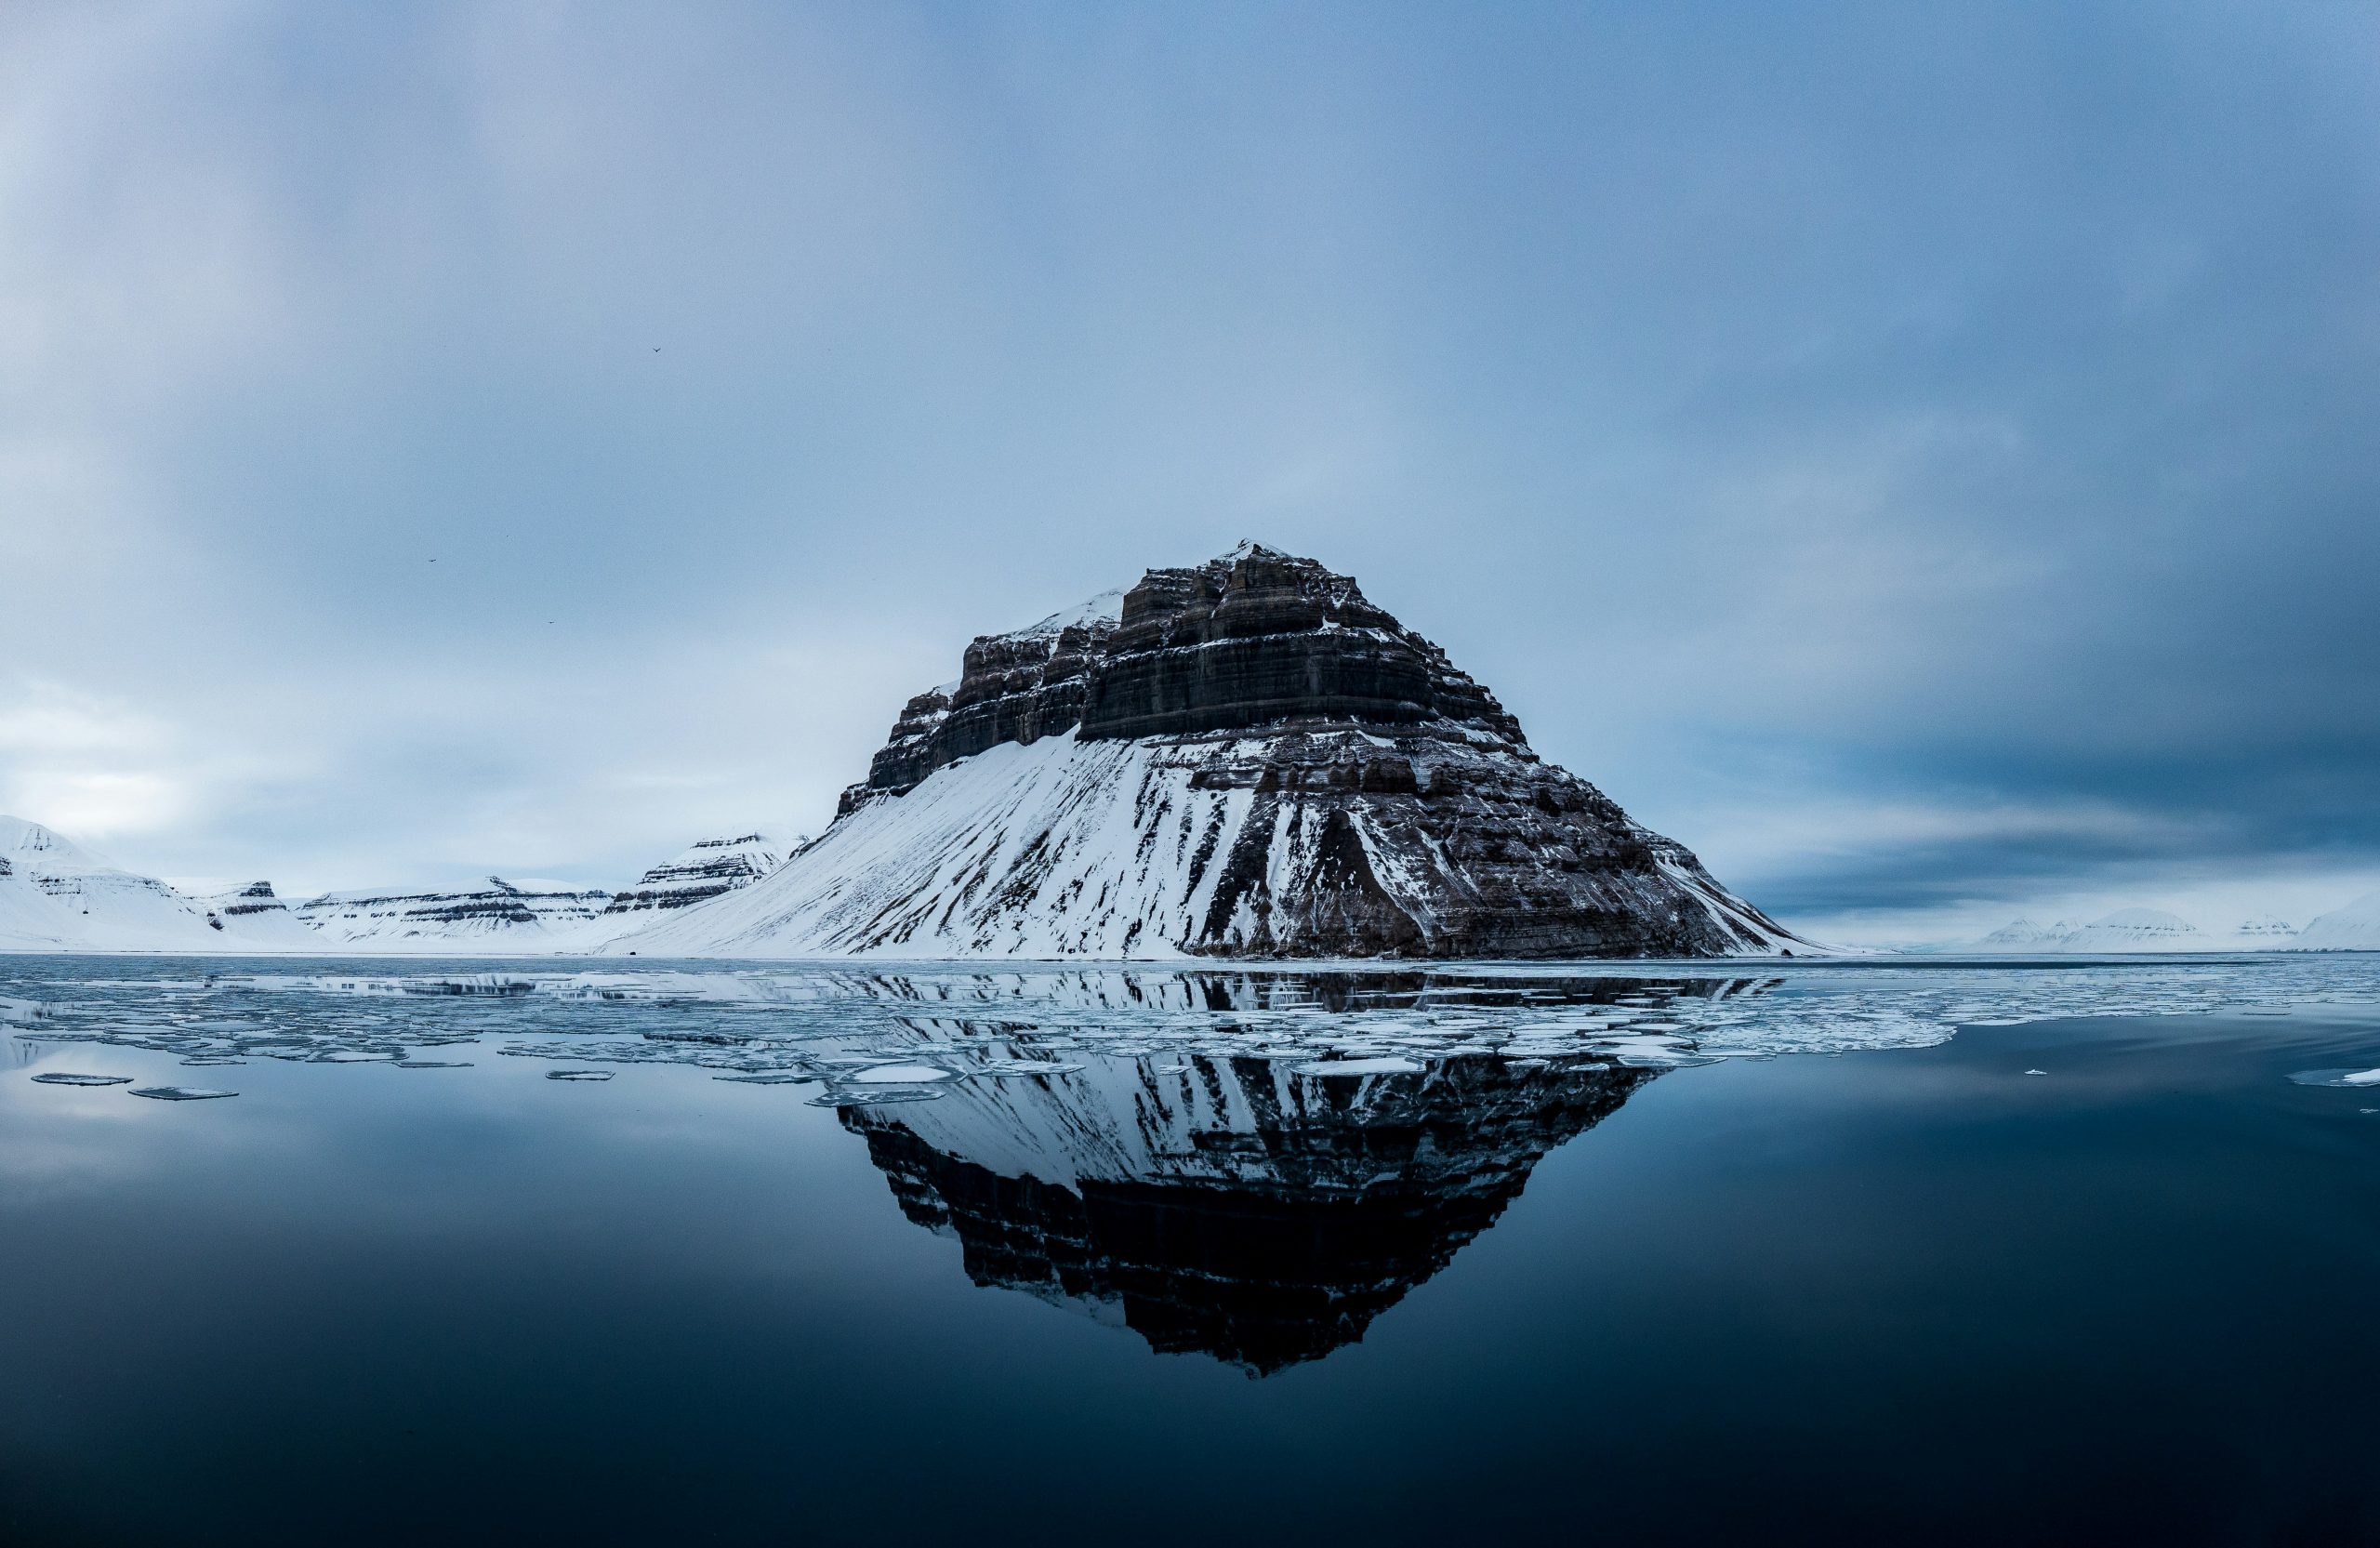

{"left": 807, "top": 1087, "right": 946, "bottom": 1107}
{"left": 128, "top": 1086, "right": 236, "bottom": 1100}
{"left": 2286, "top": 1067, "right": 2380, "bottom": 1088}
{"left": 848, "top": 1063, "right": 956, "bottom": 1084}
{"left": 546, "top": 1070, "right": 614, "bottom": 1082}
{"left": 31, "top": 1072, "right": 131, "bottom": 1086}
{"left": 1290, "top": 1056, "right": 1423, "bottom": 1077}
{"left": 981, "top": 1059, "right": 1086, "bottom": 1077}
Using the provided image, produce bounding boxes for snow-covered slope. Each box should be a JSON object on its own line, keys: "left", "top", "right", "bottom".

{"left": 614, "top": 546, "right": 1811, "bottom": 960}
{"left": 0, "top": 816, "right": 254, "bottom": 951}
{"left": 2292, "top": 892, "right": 2380, "bottom": 952}
{"left": 602, "top": 833, "right": 795, "bottom": 918}
{"left": 296, "top": 877, "right": 615, "bottom": 953}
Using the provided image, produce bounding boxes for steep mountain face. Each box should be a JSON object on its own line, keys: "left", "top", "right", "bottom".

{"left": 842, "top": 1050, "right": 1656, "bottom": 1375}
{"left": 2293, "top": 892, "right": 2380, "bottom": 952}
{"left": 621, "top": 545, "right": 1806, "bottom": 960}
{"left": 297, "top": 877, "right": 614, "bottom": 952}
{"left": 602, "top": 834, "right": 794, "bottom": 917}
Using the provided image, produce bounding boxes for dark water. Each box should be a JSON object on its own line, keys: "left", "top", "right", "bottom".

{"left": 4, "top": 958, "right": 2379, "bottom": 1545}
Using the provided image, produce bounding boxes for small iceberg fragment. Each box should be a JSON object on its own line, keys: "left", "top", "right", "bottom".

{"left": 848, "top": 1063, "right": 955, "bottom": 1084}
{"left": 806, "top": 1087, "right": 946, "bottom": 1107}
{"left": 2024, "top": 1068, "right": 2047, "bottom": 1077}
{"left": 394, "top": 1060, "right": 474, "bottom": 1069}
{"left": 2287, "top": 1068, "right": 2380, "bottom": 1088}
{"left": 32, "top": 1073, "right": 132, "bottom": 1087}
{"left": 715, "top": 1072, "right": 814, "bottom": 1085}
{"left": 981, "top": 1059, "right": 1085, "bottom": 1078}
{"left": 129, "top": 1086, "right": 237, "bottom": 1101}
{"left": 546, "top": 1070, "right": 614, "bottom": 1082}
{"left": 1289, "top": 1055, "right": 1423, "bottom": 1078}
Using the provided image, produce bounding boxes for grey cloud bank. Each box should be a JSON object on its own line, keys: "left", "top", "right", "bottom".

{"left": 2, "top": 1, "right": 2375, "bottom": 943}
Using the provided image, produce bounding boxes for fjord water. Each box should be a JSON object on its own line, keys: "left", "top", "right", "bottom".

{"left": 5, "top": 959, "right": 2379, "bottom": 1544}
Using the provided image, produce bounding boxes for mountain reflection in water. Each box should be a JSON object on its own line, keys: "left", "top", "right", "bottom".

{"left": 839, "top": 1048, "right": 1655, "bottom": 1375}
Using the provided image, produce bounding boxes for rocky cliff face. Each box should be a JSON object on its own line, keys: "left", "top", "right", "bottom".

{"left": 618, "top": 545, "right": 1808, "bottom": 960}
{"left": 602, "top": 834, "right": 794, "bottom": 917}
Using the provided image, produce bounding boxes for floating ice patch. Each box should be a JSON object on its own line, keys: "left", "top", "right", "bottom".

{"left": 395, "top": 1060, "right": 473, "bottom": 1069}
{"left": 1290, "top": 1056, "right": 1423, "bottom": 1077}
{"left": 715, "top": 1072, "right": 814, "bottom": 1085}
{"left": 129, "top": 1087, "right": 237, "bottom": 1101}
{"left": 981, "top": 1060, "right": 1085, "bottom": 1077}
{"left": 849, "top": 1064, "right": 955, "bottom": 1084}
{"left": 808, "top": 1088, "right": 946, "bottom": 1107}
{"left": 546, "top": 1070, "right": 614, "bottom": 1082}
{"left": 31, "top": 1073, "right": 131, "bottom": 1087}
{"left": 2286, "top": 1068, "right": 2380, "bottom": 1088}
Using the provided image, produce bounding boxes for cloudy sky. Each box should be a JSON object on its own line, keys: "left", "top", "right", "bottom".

{"left": 4, "top": 1, "right": 2375, "bottom": 942}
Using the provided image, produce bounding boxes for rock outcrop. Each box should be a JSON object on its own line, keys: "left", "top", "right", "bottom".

{"left": 613, "top": 545, "right": 1810, "bottom": 959}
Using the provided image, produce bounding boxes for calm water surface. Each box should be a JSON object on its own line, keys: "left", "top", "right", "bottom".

{"left": 4, "top": 956, "right": 2378, "bottom": 1545}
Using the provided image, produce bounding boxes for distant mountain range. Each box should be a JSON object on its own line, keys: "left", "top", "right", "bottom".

{"left": 0, "top": 816, "right": 796, "bottom": 955}
{"left": 1957, "top": 901, "right": 2380, "bottom": 954}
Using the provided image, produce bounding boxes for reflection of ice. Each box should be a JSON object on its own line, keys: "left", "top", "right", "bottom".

{"left": 8, "top": 957, "right": 2379, "bottom": 1087}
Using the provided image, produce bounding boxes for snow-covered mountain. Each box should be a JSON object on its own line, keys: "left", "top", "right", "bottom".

{"left": 1978, "top": 918, "right": 2082, "bottom": 947}
{"left": 295, "top": 877, "right": 615, "bottom": 953}
{"left": 2056, "top": 907, "right": 2212, "bottom": 952}
{"left": 2291, "top": 892, "right": 2380, "bottom": 952}
{"left": 0, "top": 816, "right": 269, "bottom": 951}
{"left": 601, "top": 833, "right": 795, "bottom": 918}
{"left": 612, "top": 545, "right": 1809, "bottom": 960}
{"left": 2233, "top": 912, "right": 2298, "bottom": 942}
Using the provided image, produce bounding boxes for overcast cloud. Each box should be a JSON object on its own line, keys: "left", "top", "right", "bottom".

{"left": 3, "top": 0, "right": 2375, "bottom": 942}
